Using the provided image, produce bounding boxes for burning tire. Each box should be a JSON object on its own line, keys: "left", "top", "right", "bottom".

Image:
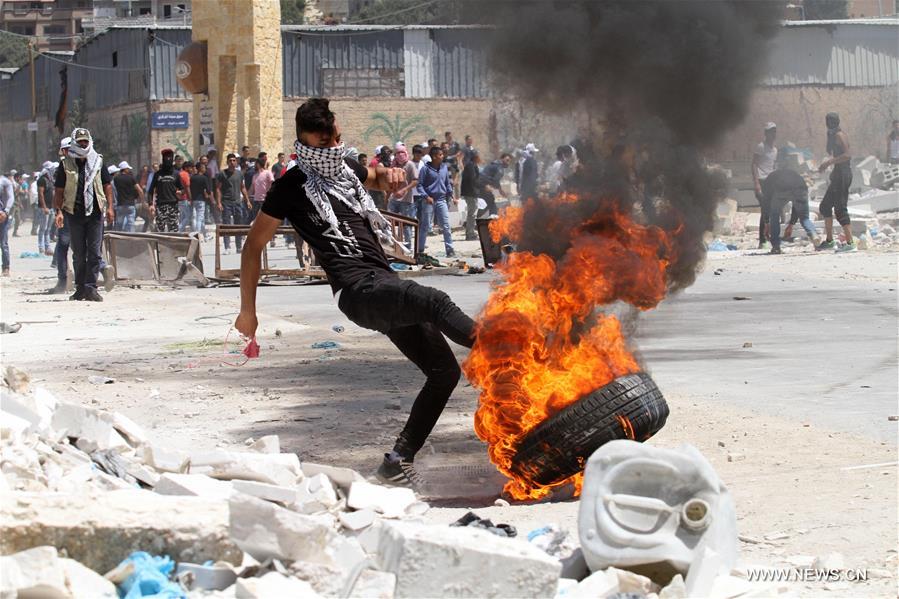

{"left": 510, "top": 372, "right": 668, "bottom": 487}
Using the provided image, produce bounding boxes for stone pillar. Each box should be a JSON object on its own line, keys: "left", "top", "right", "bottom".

{"left": 190, "top": 0, "right": 283, "bottom": 158}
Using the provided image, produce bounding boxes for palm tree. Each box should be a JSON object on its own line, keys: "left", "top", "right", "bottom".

{"left": 362, "top": 113, "right": 433, "bottom": 144}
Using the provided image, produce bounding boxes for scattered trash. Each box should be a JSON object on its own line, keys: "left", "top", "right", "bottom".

{"left": 390, "top": 262, "right": 411, "bottom": 271}
{"left": 331, "top": 324, "right": 345, "bottom": 333}
{"left": 713, "top": 268, "right": 724, "bottom": 275}
{"left": 88, "top": 376, "right": 116, "bottom": 385}
{"left": 528, "top": 525, "right": 572, "bottom": 555}
{"left": 18, "top": 251, "right": 41, "bottom": 258}
{"left": 742, "top": 342, "right": 752, "bottom": 348}
{"left": 452, "top": 511, "right": 517, "bottom": 538}
{"left": 311, "top": 340, "right": 340, "bottom": 350}
{"left": 468, "top": 265, "right": 486, "bottom": 274}
{"left": 274, "top": 329, "right": 282, "bottom": 338}
{"left": 707, "top": 239, "right": 730, "bottom": 251}
{"left": 0, "top": 322, "right": 22, "bottom": 334}
{"left": 888, "top": 416, "right": 899, "bottom": 421}
{"left": 732, "top": 296, "right": 751, "bottom": 301}
{"left": 106, "top": 552, "right": 181, "bottom": 599}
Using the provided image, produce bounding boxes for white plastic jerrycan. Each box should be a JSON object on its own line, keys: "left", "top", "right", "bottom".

{"left": 578, "top": 440, "right": 737, "bottom": 577}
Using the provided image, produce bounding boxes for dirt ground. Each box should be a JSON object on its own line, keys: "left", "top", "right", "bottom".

{"left": 0, "top": 230, "right": 896, "bottom": 597}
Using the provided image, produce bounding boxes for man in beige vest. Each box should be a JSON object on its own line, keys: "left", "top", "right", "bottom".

{"left": 52, "top": 128, "right": 114, "bottom": 302}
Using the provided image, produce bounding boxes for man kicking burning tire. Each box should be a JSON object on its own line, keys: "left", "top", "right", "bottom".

{"left": 235, "top": 99, "right": 476, "bottom": 487}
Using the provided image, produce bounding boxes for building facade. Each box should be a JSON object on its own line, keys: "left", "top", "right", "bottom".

{"left": 0, "top": 0, "right": 92, "bottom": 53}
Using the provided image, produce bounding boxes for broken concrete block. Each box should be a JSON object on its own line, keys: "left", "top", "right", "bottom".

{"left": 122, "top": 459, "right": 161, "bottom": 487}
{"left": 1, "top": 387, "right": 57, "bottom": 435}
{"left": 61, "top": 558, "right": 118, "bottom": 598}
{"left": 104, "top": 411, "right": 148, "bottom": 447}
{"left": 348, "top": 481, "right": 416, "bottom": 519}
{"left": 155, "top": 473, "right": 234, "bottom": 500}
{"left": 247, "top": 434, "right": 280, "bottom": 454}
{"left": 0, "top": 546, "right": 68, "bottom": 599}
{"left": 339, "top": 508, "right": 377, "bottom": 532}
{"left": 812, "top": 552, "right": 845, "bottom": 571}
{"left": 3, "top": 365, "right": 31, "bottom": 393}
{"left": 141, "top": 443, "right": 189, "bottom": 473}
{"left": 190, "top": 450, "right": 301, "bottom": 487}
{"left": 175, "top": 562, "right": 238, "bottom": 591}
{"left": 0, "top": 409, "right": 32, "bottom": 441}
{"left": 229, "top": 493, "right": 340, "bottom": 565}
{"left": 377, "top": 521, "right": 561, "bottom": 598}
{"left": 349, "top": 569, "right": 397, "bottom": 599}
{"left": 51, "top": 402, "right": 129, "bottom": 453}
{"left": 301, "top": 461, "right": 365, "bottom": 490}
{"left": 0, "top": 489, "right": 241, "bottom": 574}
{"left": 232, "top": 479, "right": 298, "bottom": 504}
{"left": 235, "top": 571, "right": 319, "bottom": 598}
{"left": 292, "top": 473, "right": 341, "bottom": 514}
{"left": 610, "top": 566, "right": 660, "bottom": 594}
{"left": 567, "top": 568, "right": 619, "bottom": 598}
{"left": 659, "top": 573, "right": 687, "bottom": 599}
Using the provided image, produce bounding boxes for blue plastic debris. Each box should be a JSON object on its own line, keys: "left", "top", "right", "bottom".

{"left": 707, "top": 240, "right": 730, "bottom": 251}
{"left": 311, "top": 340, "right": 340, "bottom": 350}
{"left": 19, "top": 251, "right": 41, "bottom": 258}
{"left": 114, "top": 552, "right": 184, "bottom": 599}
{"left": 390, "top": 262, "right": 411, "bottom": 271}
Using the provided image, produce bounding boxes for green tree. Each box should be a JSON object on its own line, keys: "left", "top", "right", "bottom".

{"left": 352, "top": 0, "right": 465, "bottom": 25}
{"left": 363, "top": 113, "right": 433, "bottom": 144}
{"left": 0, "top": 32, "right": 30, "bottom": 69}
{"left": 804, "top": 0, "right": 848, "bottom": 19}
{"left": 281, "top": 0, "right": 307, "bottom": 24}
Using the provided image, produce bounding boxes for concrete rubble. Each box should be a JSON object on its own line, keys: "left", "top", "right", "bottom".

{"left": 0, "top": 379, "right": 797, "bottom": 598}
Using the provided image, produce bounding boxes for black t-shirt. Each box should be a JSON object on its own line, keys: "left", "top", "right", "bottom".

{"left": 146, "top": 169, "right": 182, "bottom": 205}
{"left": 261, "top": 159, "right": 395, "bottom": 293}
{"left": 54, "top": 158, "right": 113, "bottom": 215}
{"left": 216, "top": 169, "right": 243, "bottom": 204}
{"left": 190, "top": 173, "right": 212, "bottom": 202}
{"left": 460, "top": 160, "right": 479, "bottom": 196}
{"left": 113, "top": 172, "right": 139, "bottom": 206}
{"left": 37, "top": 175, "right": 54, "bottom": 208}
{"left": 762, "top": 168, "right": 807, "bottom": 206}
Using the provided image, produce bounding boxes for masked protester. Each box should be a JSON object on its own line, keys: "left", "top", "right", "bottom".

{"left": 52, "top": 128, "right": 114, "bottom": 301}
{"left": 146, "top": 149, "right": 183, "bottom": 233}
{"left": 816, "top": 112, "right": 855, "bottom": 252}
{"left": 235, "top": 98, "right": 476, "bottom": 488}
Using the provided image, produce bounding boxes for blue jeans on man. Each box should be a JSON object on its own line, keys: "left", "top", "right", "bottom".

{"left": 769, "top": 191, "right": 817, "bottom": 251}
{"left": 387, "top": 198, "right": 416, "bottom": 251}
{"left": 192, "top": 200, "right": 207, "bottom": 238}
{"left": 0, "top": 215, "right": 10, "bottom": 271}
{"left": 178, "top": 200, "right": 192, "bottom": 232}
{"left": 116, "top": 205, "right": 137, "bottom": 232}
{"left": 432, "top": 198, "right": 454, "bottom": 256}
{"left": 37, "top": 209, "right": 52, "bottom": 253}
{"left": 221, "top": 202, "right": 245, "bottom": 251}
{"left": 414, "top": 196, "right": 432, "bottom": 255}
{"left": 55, "top": 219, "right": 70, "bottom": 284}
{"left": 68, "top": 211, "right": 103, "bottom": 291}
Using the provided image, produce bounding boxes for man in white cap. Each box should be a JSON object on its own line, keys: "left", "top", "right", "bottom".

{"left": 516, "top": 142, "right": 540, "bottom": 201}
{"left": 113, "top": 161, "right": 143, "bottom": 232}
{"left": 52, "top": 128, "right": 114, "bottom": 302}
{"left": 752, "top": 122, "right": 778, "bottom": 250}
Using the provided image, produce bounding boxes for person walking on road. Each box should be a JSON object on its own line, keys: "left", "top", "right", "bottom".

{"left": 236, "top": 98, "right": 475, "bottom": 488}
{"left": 761, "top": 167, "right": 819, "bottom": 254}
{"left": 52, "top": 128, "right": 114, "bottom": 301}
{"left": 216, "top": 153, "right": 251, "bottom": 252}
{"left": 113, "top": 161, "right": 143, "bottom": 232}
{"left": 817, "top": 113, "right": 855, "bottom": 252}
{"left": 752, "top": 122, "right": 778, "bottom": 250}
{"left": 0, "top": 169, "right": 14, "bottom": 276}
{"left": 146, "top": 149, "right": 183, "bottom": 233}
{"left": 416, "top": 146, "right": 457, "bottom": 258}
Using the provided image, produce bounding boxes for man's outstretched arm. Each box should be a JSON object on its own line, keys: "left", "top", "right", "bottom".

{"left": 235, "top": 212, "right": 282, "bottom": 338}
{"left": 364, "top": 165, "right": 406, "bottom": 194}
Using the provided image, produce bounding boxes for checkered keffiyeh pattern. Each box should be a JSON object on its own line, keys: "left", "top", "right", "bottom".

{"left": 293, "top": 140, "right": 408, "bottom": 254}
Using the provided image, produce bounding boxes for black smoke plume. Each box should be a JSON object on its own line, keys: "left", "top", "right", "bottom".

{"left": 475, "top": 0, "right": 783, "bottom": 292}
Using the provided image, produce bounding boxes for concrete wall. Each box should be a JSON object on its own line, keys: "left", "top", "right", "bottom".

{"left": 280, "top": 97, "right": 494, "bottom": 157}
{"left": 712, "top": 85, "right": 899, "bottom": 169}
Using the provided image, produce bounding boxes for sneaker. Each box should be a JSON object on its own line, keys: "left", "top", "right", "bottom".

{"left": 83, "top": 288, "right": 103, "bottom": 302}
{"left": 47, "top": 282, "right": 67, "bottom": 294}
{"left": 758, "top": 241, "right": 770, "bottom": 250}
{"left": 816, "top": 240, "right": 836, "bottom": 251}
{"left": 769, "top": 247, "right": 783, "bottom": 255}
{"left": 376, "top": 453, "right": 424, "bottom": 489}
{"left": 446, "top": 249, "right": 457, "bottom": 258}
{"left": 69, "top": 288, "right": 85, "bottom": 301}
{"left": 101, "top": 265, "right": 116, "bottom": 292}
{"left": 1, "top": 268, "right": 8, "bottom": 277}
{"left": 835, "top": 241, "right": 857, "bottom": 253}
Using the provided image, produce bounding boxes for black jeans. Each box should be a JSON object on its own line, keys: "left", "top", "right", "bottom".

{"left": 820, "top": 167, "right": 852, "bottom": 226}
{"left": 338, "top": 272, "right": 475, "bottom": 459}
{"left": 68, "top": 210, "right": 103, "bottom": 291}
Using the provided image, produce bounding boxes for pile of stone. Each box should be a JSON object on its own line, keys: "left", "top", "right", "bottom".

{"left": 1, "top": 368, "right": 783, "bottom": 598}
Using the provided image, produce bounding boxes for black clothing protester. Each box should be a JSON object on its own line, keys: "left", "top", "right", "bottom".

{"left": 262, "top": 159, "right": 476, "bottom": 460}
{"left": 113, "top": 173, "right": 139, "bottom": 207}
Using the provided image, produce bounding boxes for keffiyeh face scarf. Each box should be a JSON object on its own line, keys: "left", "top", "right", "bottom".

{"left": 293, "top": 140, "right": 409, "bottom": 255}
{"left": 67, "top": 129, "right": 102, "bottom": 216}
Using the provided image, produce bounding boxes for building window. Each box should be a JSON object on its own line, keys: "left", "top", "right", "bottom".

{"left": 75, "top": 19, "right": 82, "bottom": 33}
{"left": 112, "top": 51, "right": 118, "bottom": 68}
{"left": 163, "top": 4, "right": 172, "bottom": 18}
{"left": 139, "top": 7, "right": 152, "bottom": 15}
{"left": 321, "top": 68, "right": 404, "bottom": 97}
{"left": 43, "top": 25, "right": 66, "bottom": 35}
{"left": 11, "top": 26, "right": 36, "bottom": 36}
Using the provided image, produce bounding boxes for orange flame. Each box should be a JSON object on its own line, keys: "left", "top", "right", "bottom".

{"left": 463, "top": 196, "right": 675, "bottom": 500}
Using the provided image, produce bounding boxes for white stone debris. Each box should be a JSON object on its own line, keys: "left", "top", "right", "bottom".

{"left": 349, "top": 569, "right": 397, "bottom": 599}
{"left": 246, "top": 434, "right": 280, "bottom": 454}
{"left": 190, "top": 449, "right": 302, "bottom": 487}
{"left": 234, "top": 571, "right": 319, "bottom": 598}
{"left": 155, "top": 473, "right": 235, "bottom": 500}
{"left": 348, "top": 480, "right": 416, "bottom": 519}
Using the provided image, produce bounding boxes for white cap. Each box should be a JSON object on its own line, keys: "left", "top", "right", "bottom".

{"left": 107, "top": 165, "right": 119, "bottom": 174}
{"left": 9, "top": 169, "right": 17, "bottom": 176}
{"left": 764, "top": 122, "right": 777, "bottom": 130}
{"left": 52, "top": 161, "right": 59, "bottom": 168}
{"left": 395, "top": 141, "right": 406, "bottom": 150}
{"left": 206, "top": 145, "right": 217, "bottom": 152}
{"left": 118, "top": 161, "right": 132, "bottom": 171}
{"left": 525, "top": 143, "right": 540, "bottom": 153}
{"left": 374, "top": 145, "right": 384, "bottom": 154}
{"left": 22, "top": 173, "right": 30, "bottom": 178}
{"left": 60, "top": 136, "right": 72, "bottom": 149}
{"left": 41, "top": 161, "right": 52, "bottom": 170}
